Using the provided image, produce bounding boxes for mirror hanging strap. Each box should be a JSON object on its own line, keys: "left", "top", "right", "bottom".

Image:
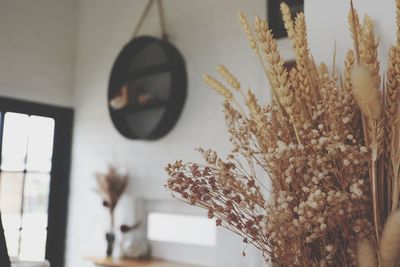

{"left": 132, "top": 0, "right": 168, "bottom": 40}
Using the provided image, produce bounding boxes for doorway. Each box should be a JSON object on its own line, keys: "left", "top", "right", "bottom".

{"left": 0, "top": 97, "right": 73, "bottom": 267}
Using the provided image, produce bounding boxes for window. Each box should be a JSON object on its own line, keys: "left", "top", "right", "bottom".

{"left": 0, "top": 97, "right": 73, "bottom": 267}
{"left": 0, "top": 113, "right": 54, "bottom": 260}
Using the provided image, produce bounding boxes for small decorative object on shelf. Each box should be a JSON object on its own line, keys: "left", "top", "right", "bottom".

{"left": 166, "top": 1, "right": 400, "bottom": 266}
{"left": 119, "top": 222, "right": 150, "bottom": 259}
{"left": 120, "top": 238, "right": 150, "bottom": 260}
{"left": 96, "top": 166, "right": 128, "bottom": 257}
{"left": 110, "top": 84, "right": 158, "bottom": 111}
{"left": 110, "top": 86, "right": 129, "bottom": 110}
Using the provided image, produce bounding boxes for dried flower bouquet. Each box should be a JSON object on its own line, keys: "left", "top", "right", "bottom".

{"left": 166, "top": 1, "right": 400, "bottom": 266}
{"left": 96, "top": 165, "right": 128, "bottom": 257}
{"left": 96, "top": 165, "right": 128, "bottom": 231}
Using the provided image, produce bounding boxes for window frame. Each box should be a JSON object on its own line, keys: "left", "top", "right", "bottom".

{"left": 0, "top": 96, "right": 73, "bottom": 267}
{"left": 0, "top": 212, "right": 10, "bottom": 266}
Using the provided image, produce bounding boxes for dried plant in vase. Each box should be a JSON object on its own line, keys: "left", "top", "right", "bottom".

{"left": 95, "top": 165, "right": 128, "bottom": 257}
{"left": 166, "top": 1, "right": 400, "bottom": 266}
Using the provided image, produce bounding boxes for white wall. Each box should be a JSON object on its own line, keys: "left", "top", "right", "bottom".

{"left": 66, "top": 1, "right": 281, "bottom": 267}
{"left": 0, "top": 0, "right": 301, "bottom": 266}
{"left": 306, "top": 0, "right": 396, "bottom": 73}
{"left": 0, "top": 0, "right": 78, "bottom": 107}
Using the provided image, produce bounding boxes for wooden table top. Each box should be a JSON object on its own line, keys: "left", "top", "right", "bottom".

{"left": 85, "top": 257, "right": 202, "bottom": 267}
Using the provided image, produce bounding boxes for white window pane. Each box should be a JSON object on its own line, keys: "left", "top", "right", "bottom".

{"left": 25, "top": 159, "right": 52, "bottom": 173}
{"left": 1, "top": 158, "right": 25, "bottom": 172}
{"left": 1, "top": 214, "right": 20, "bottom": 231}
{"left": 21, "top": 173, "right": 50, "bottom": 228}
{"left": 147, "top": 212, "right": 216, "bottom": 247}
{"left": 19, "top": 229, "right": 46, "bottom": 261}
{"left": 22, "top": 173, "right": 50, "bottom": 214}
{"left": 0, "top": 172, "right": 24, "bottom": 229}
{"left": 1, "top": 113, "right": 29, "bottom": 171}
{"left": 4, "top": 230, "right": 20, "bottom": 257}
{"left": 26, "top": 116, "right": 54, "bottom": 173}
{"left": 21, "top": 213, "right": 48, "bottom": 230}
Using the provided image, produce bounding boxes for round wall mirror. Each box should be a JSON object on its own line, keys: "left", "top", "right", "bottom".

{"left": 108, "top": 36, "right": 187, "bottom": 140}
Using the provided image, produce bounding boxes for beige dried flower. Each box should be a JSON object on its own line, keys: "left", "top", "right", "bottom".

{"left": 357, "top": 240, "right": 377, "bottom": 267}
{"left": 351, "top": 65, "right": 381, "bottom": 119}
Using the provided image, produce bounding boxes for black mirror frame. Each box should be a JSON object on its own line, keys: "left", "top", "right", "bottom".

{"left": 108, "top": 36, "right": 187, "bottom": 140}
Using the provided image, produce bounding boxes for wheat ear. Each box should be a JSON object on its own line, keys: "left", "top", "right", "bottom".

{"left": 385, "top": 47, "right": 398, "bottom": 212}
{"left": 391, "top": 119, "right": 400, "bottom": 212}
{"left": 238, "top": 12, "right": 257, "bottom": 52}
{"left": 253, "top": 16, "right": 300, "bottom": 144}
{"left": 349, "top": 0, "right": 362, "bottom": 63}
{"left": 396, "top": 0, "right": 400, "bottom": 44}
{"left": 360, "top": 16, "right": 381, "bottom": 90}
{"left": 280, "top": 2, "right": 295, "bottom": 40}
{"left": 293, "top": 13, "right": 314, "bottom": 106}
{"left": 217, "top": 65, "right": 241, "bottom": 91}
{"left": 238, "top": 13, "right": 289, "bottom": 127}
{"left": 203, "top": 74, "right": 233, "bottom": 100}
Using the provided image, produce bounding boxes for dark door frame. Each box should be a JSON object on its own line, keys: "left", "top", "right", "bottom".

{"left": 0, "top": 96, "right": 74, "bottom": 267}
{"left": 0, "top": 212, "right": 10, "bottom": 267}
